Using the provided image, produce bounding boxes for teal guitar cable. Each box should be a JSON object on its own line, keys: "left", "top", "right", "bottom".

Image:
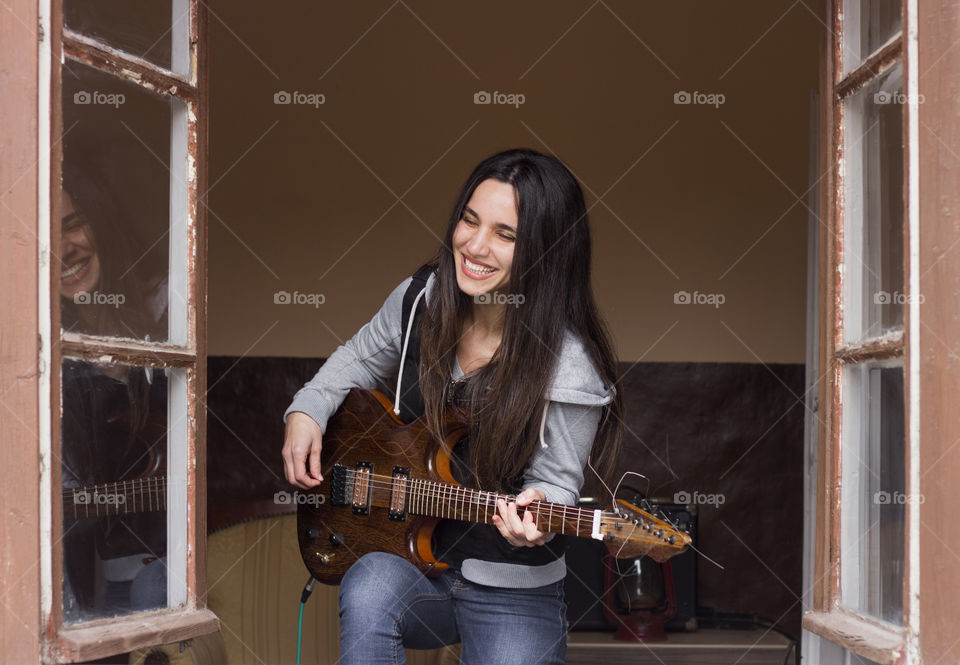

{"left": 297, "top": 577, "right": 317, "bottom": 665}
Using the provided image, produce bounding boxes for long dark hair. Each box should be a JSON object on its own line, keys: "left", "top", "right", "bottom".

{"left": 60, "top": 159, "right": 167, "bottom": 456}
{"left": 420, "top": 148, "right": 623, "bottom": 492}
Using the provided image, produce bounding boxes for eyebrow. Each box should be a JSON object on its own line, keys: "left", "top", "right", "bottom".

{"left": 62, "top": 212, "right": 80, "bottom": 225}
{"left": 463, "top": 205, "right": 516, "bottom": 233}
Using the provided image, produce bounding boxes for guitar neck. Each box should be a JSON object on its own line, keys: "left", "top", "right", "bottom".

{"left": 403, "top": 478, "right": 602, "bottom": 539}
{"left": 63, "top": 477, "right": 167, "bottom": 520}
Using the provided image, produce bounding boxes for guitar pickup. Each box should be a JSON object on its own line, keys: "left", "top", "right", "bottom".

{"left": 351, "top": 461, "right": 372, "bottom": 515}
{"left": 389, "top": 466, "right": 410, "bottom": 521}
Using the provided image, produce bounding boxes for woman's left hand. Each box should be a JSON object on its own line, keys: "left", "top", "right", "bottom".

{"left": 493, "top": 489, "right": 549, "bottom": 547}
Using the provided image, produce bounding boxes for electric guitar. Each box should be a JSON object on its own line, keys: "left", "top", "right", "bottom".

{"left": 62, "top": 444, "right": 167, "bottom": 520}
{"left": 296, "top": 389, "right": 691, "bottom": 584}
{"left": 63, "top": 477, "right": 167, "bottom": 520}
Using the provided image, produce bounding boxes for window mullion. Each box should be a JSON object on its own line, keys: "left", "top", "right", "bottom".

{"left": 60, "top": 335, "right": 196, "bottom": 368}
{"left": 62, "top": 30, "right": 198, "bottom": 102}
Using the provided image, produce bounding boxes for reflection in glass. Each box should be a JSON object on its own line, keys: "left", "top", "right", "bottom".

{"left": 64, "top": 0, "right": 189, "bottom": 75}
{"left": 842, "top": 62, "right": 904, "bottom": 343}
{"left": 841, "top": 362, "right": 905, "bottom": 625}
{"left": 61, "top": 359, "right": 169, "bottom": 623}
{"left": 842, "top": 0, "right": 901, "bottom": 72}
{"left": 61, "top": 60, "right": 171, "bottom": 342}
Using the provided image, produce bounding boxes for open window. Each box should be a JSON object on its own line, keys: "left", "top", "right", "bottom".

{"left": 43, "top": 0, "right": 216, "bottom": 660}
{"left": 804, "top": 1, "right": 918, "bottom": 662}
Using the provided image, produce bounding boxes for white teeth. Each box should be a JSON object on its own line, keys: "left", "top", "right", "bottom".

{"left": 62, "top": 258, "right": 89, "bottom": 279}
{"left": 464, "top": 257, "right": 494, "bottom": 274}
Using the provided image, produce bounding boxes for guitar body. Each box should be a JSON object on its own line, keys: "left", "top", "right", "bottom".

{"left": 297, "top": 389, "right": 468, "bottom": 584}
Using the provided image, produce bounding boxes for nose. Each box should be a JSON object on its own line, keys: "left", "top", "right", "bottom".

{"left": 464, "top": 226, "right": 491, "bottom": 257}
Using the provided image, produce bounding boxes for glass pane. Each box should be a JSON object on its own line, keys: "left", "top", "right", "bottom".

{"left": 64, "top": 0, "right": 191, "bottom": 77}
{"left": 818, "top": 639, "right": 885, "bottom": 665}
{"left": 60, "top": 60, "right": 172, "bottom": 342}
{"left": 842, "top": 62, "right": 905, "bottom": 343}
{"left": 60, "top": 358, "right": 170, "bottom": 623}
{"left": 842, "top": 0, "right": 902, "bottom": 72}
{"left": 841, "top": 362, "right": 905, "bottom": 625}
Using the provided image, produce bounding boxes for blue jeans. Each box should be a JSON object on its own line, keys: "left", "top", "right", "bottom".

{"left": 338, "top": 552, "right": 567, "bottom": 665}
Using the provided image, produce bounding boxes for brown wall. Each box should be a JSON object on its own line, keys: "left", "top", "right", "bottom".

{"left": 208, "top": 1, "right": 821, "bottom": 363}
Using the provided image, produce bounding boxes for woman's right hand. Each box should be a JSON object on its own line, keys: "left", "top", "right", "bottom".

{"left": 282, "top": 411, "right": 324, "bottom": 489}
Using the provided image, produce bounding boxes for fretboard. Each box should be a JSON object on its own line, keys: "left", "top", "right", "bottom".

{"left": 63, "top": 477, "right": 167, "bottom": 520}
{"left": 408, "top": 479, "right": 606, "bottom": 537}
{"left": 345, "top": 468, "right": 613, "bottom": 539}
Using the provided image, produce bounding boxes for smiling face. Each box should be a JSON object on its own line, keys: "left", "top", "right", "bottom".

{"left": 59, "top": 190, "right": 101, "bottom": 299}
{"left": 452, "top": 178, "right": 518, "bottom": 300}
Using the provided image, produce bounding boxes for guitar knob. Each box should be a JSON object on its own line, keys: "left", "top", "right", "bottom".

{"left": 306, "top": 528, "right": 321, "bottom": 540}
{"left": 329, "top": 532, "right": 344, "bottom": 546}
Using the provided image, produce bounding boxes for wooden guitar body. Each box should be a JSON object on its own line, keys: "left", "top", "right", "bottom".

{"left": 297, "top": 389, "right": 468, "bottom": 584}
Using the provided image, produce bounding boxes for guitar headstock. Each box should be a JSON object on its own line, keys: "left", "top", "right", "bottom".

{"left": 599, "top": 498, "right": 692, "bottom": 562}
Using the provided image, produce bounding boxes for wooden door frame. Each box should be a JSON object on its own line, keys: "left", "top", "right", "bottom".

{"left": 0, "top": 0, "right": 42, "bottom": 662}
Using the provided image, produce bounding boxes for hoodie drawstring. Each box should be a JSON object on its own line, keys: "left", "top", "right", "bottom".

{"left": 539, "top": 402, "right": 549, "bottom": 449}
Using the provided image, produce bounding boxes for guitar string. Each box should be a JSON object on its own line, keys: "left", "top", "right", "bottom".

{"left": 335, "top": 468, "right": 617, "bottom": 517}
{"left": 338, "top": 479, "right": 617, "bottom": 527}
{"left": 330, "top": 469, "right": 682, "bottom": 535}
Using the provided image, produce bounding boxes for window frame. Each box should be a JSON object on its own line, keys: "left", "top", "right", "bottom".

{"left": 804, "top": 0, "right": 920, "bottom": 662}
{"left": 41, "top": 0, "right": 216, "bottom": 660}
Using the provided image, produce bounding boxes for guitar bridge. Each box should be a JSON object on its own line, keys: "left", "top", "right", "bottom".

{"left": 389, "top": 466, "right": 410, "bottom": 521}
{"left": 330, "top": 464, "right": 348, "bottom": 505}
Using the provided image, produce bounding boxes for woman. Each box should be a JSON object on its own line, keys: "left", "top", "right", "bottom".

{"left": 282, "top": 148, "right": 623, "bottom": 664}
{"left": 60, "top": 163, "right": 167, "bottom": 340}
{"left": 60, "top": 161, "right": 169, "bottom": 621}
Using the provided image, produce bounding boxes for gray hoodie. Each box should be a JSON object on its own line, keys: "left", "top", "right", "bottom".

{"left": 284, "top": 273, "right": 613, "bottom": 587}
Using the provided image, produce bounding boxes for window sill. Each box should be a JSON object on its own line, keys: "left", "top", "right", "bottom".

{"left": 47, "top": 607, "right": 219, "bottom": 663}
{"left": 803, "top": 609, "right": 905, "bottom": 665}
